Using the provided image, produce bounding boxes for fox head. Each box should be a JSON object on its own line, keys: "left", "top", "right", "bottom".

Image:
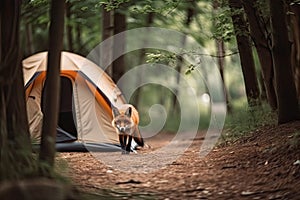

{"left": 112, "top": 106, "right": 134, "bottom": 135}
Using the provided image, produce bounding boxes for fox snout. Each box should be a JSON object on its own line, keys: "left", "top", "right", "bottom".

{"left": 117, "top": 125, "right": 127, "bottom": 133}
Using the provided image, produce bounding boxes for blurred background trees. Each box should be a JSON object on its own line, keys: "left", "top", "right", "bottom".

{"left": 17, "top": 0, "right": 300, "bottom": 127}
{"left": 19, "top": 0, "right": 300, "bottom": 127}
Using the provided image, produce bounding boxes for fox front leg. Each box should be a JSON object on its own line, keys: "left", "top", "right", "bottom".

{"left": 125, "top": 135, "right": 132, "bottom": 154}
{"left": 119, "top": 134, "right": 126, "bottom": 154}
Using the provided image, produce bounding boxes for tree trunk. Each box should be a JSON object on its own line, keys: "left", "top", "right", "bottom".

{"left": 112, "top": 9, "right": 126, "bottom": 83}
{"left": 242, "top": 0, "right": 277, "bottom": 109}
{"left": 75, "top": 24, "right": 82, "bottom": 53}
{"left": 66, "top": 1, "right": 73, "bottom": 52}
{"left": 133, "top": 12, "right": 155, "bottom": 108}
{"left": 258, "top": 71, "right": 267, "bottom": 101}
{"left": 213, "top": 0, "right": 231, "bottom": 112}
{"left": 215, "top": 39, "right": 232, "bottom": 112}
{"left": 39, "top": 0, "right": 65, "bottom": 172}
{"left": 101, "top": 7, "right": 113, "bottom": 76}
{"left": 25, "top": 23, "right": 34, "bottom": 56}
{"left": 290, "top": 3, "right": 300, "bottom": 99}
{"left": 269, "top": 0, "right": 299, "bottom": 124}
{"left": 0, "top": 0, "right": 32, "bottom": 180}
{"left": 229, "top": 0, "right": 260, "bottom": 106}
{"left": 171, "top": 3, "right": 195, "bottom": 113}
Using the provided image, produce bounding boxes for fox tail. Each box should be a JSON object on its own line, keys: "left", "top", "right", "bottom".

{"left": 133, "top": 136, "right": 144, "bottom": 147}
{"left": 133, "top": 127, "right": 144, "bottom": 147}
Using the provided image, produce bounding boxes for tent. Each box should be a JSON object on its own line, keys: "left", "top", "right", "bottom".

{"left": 23, "top": 51, "right": 130, "bottom": 152}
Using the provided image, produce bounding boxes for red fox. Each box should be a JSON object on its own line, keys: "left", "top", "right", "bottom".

{"left": 111, "top": 104, "right": 144, "bottom": 154}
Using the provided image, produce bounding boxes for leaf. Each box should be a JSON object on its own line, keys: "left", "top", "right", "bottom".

{"left": 293, "top": 160, "right": 300, "bottom": 165}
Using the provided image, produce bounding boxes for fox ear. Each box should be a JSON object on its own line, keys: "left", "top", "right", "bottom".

{"left": 125, "top": 107, "right": 132, "bottom": 117}
{"left": 112, "top": 106, "right": 120, "bottom": 117}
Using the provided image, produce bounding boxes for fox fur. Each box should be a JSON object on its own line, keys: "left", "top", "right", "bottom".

{"left": 111, "top": 104, "right": 144, "bottom": 154}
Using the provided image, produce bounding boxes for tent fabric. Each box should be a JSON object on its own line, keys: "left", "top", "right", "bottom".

{"left": 23, "top": 51, "right": 128, "bottom": 151}
{"left": 26, "top": 96, "right": 43, "bottom": 143}
{"left": 23, "top": 52, "right": 126, "bottom": 105}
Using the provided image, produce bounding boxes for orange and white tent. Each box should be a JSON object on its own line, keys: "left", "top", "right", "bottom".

{"left": 23, "top": 51, "right": 127, "bottom": 151}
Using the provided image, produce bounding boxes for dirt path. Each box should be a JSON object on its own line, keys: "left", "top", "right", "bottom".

{"left": 60, "top": 121, "right": 300, "bottom": 199}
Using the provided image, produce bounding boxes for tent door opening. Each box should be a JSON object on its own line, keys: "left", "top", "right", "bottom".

{"left": 41, "top": 76, "right": 77, "bottom": 143}
{"left": 57, "top": 76, "right": 77, "bottom": 142}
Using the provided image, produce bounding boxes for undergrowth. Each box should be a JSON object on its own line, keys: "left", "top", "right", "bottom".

{"left": 0, "top": 136, "right": 69, "bottom": 183}
{"left": 220, "top": 103, "right": 277, "bottom": 144}
{"left": 289, "top": 130, "right": 300, "bottom": 150}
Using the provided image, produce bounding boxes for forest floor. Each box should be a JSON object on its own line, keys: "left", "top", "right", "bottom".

{"left": 60, "top": 120, "right": 300, "bottom": 200}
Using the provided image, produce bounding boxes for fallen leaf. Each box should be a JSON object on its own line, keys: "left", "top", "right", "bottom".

{"left": 293, "top": 160, "right": 300, "bottom": 165}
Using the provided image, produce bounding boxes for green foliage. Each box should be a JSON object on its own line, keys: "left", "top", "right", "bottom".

{"left": 211, "top": 6, "right": 234, "bottom": 42}
{"left": 21, "top": 0, "right": 103, "bottom": 55}
{"left": 184, "top": 64, "right": 197, "bottom": 75}
{"left": 22, "top": 0, "right": 50, "bottom": 25}
{"left": 0, "top": 135, "right": 38, "bottom": 181}
{"left": 0, "top": 135, "right": 68, "bottom": 182}
{"left": 129, "top": 0, "right": 182, "bottom": 14}
{"left": 99, "top": 0, "right": 183, "bottom": 14}
{"left": 145, "top": 50, "right": 198, "bottom": 75}
{"left": 221, "top": 102, "right": 277, "bottom": 143}
{"left": 99, "top": 0, "right": 130, "bottom": 11}
{"left": 146, "top": 51, "right": 177, "bottom": 65}
{"left": 253, "top": 0, "right": 270, "bottom": 21}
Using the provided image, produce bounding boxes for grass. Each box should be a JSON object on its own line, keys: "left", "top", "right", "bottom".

{"left": 220, "top": 101, "right": 277, "bottom": 144}
{"left": 289, "top": 130, "right": 300, "bottom": 150}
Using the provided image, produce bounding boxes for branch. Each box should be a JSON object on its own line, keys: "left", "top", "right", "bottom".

{"left": 182, "top": 51, "right": 239, "bottom": 58}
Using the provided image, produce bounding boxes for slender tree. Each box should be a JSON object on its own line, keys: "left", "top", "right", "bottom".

{"left": 213, "top": 0, "right": 231, "bottom": 112}
{"left": 289, "top": 2, "right": 300, "bottom": 99}
{"left": 228, "top": 0, "right": 260, "bottom": 106}
{"left": 112, "top": 7, "right": 127, "bottom": 83}
{"left": 75, "top": 24, "right": 82, "bottom": 53}
{"left": 25, "top": 23, "right": 34, "bottom": 56}
{"left": 269, "top": 0, "right": 299, "bottom": 124}
{"left": 242, "top": 0, "right": 277, "bottom": 109}
{"left": 101, "top": 7, "right": 113, "bottom": 76}
{"left": 0, "top": 0, "right": 32, "bottom": 180}
{"left": 39, "top": 0, "right": 65, "bottom": 172}
{"left": 66, "top": 1, "right": 73, "bottom": 52}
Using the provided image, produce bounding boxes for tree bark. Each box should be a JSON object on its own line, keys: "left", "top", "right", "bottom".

{"left": 75, "top": 24, "right": 82, "bottom": 53}
{"left": 213, "top": 0, "right": 231, "bottom": 112}
{"left": 112, "top": 8, "right": 126, "bottom": 83}
{"left": 39, "top": 0, "right": 65, "bottom": 171}
{"left": 25, "top": 23, "right": 34, "bottom": 56}
{"left": 269, "top": 0, "right": 299, "bottom": 124}
{"left": 289, "top": 3, "right": 300, "bottom": 99}
{"left": 242, "top": 0, "right": 277, "bottom": 109}
{"left": 229, "top": 0, "right": 260, "bottom": 106}
{"left": 66, "top": 1, "right": 73, "bottom": 52}
{"left": 101, "top": 7, "right": 113, "bottom": 76}
{"left": 133, "top": 12, "right": 155, "bottom": 108}
{"left": 0, "top": 0, "right": 32, "bottom": 180}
